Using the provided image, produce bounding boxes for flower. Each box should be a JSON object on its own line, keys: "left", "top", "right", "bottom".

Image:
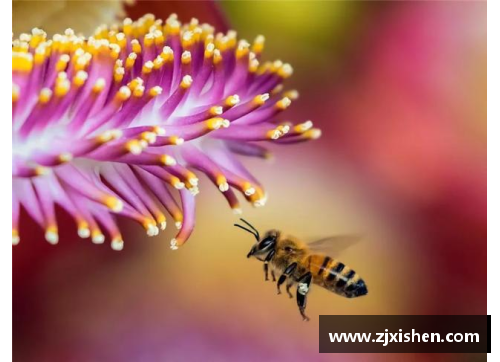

{"left": 12, "top": 14, "right": 321, "bottom": 250}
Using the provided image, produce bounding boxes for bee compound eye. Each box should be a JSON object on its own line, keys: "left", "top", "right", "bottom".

{"left": 259, "top": 237, "right": 274, "bottom": 250}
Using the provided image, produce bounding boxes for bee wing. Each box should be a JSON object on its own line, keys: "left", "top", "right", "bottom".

{"left": 306, "top": 235, "right": 362, "bottom": 255}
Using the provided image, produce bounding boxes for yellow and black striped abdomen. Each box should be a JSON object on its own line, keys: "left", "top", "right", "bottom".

{"left": 307, "top": 254, "right": 368, "bottom": 298}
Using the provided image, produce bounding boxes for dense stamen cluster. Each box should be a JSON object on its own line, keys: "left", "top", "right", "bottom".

{"left": 12, "top": 14, "right": 321, "bottom": 250}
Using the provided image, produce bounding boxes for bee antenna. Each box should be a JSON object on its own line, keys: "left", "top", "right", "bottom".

{"left": 234, "top": 224, "right": 259, "bottom": 241}
{"left": 239, "top": 218, "right": 260, "bottom": 240}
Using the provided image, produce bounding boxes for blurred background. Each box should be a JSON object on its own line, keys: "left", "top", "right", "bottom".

{"left": 13, "top": 1, "right": 486, "bottom": 361}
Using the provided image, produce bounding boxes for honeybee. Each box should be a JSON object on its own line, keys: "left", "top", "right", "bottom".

{"left": 235, "top": 219, "right": 368, "bottom": 321}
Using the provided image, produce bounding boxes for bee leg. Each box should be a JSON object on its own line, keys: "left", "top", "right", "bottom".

{"left": 263, "top": 249, "right": 275, "bottom": 281}
{"left": 277, "top": 262, "right": 297, "bottom": 295}
{"left": 296, "top": 272, "right": 312, "bottom": 322}
{"left": 271, "top": 270, "right": 276, "bottom": 282}
{"left": 286, "top": 281, "right": 294, "bottom": 299}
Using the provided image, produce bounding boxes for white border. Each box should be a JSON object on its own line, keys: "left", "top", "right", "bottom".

{"left": 487, "top": 0, "right": 497, "bottom": 357}
{"left": 2, "top": 0, "right": 13, "bottom": 360}
{"left": 4, "top": 1, "right": 493, "bottom": 360}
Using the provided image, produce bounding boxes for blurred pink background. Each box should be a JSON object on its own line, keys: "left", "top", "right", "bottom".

{"left": 13, "top": 1, "right": 486, "bottom": 361}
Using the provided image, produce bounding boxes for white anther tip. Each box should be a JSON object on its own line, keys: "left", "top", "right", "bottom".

{"left": 111, "top": 239, "right": 124, "bottom": 251}
{"left": 111, "top": 199, "right": 124, "bottom": 213}
{"left": 155, "top": 127, "right": 166, "bottom": 136}
{"left": 218, "top": 182, "right": 229, "bottom": 192}
{"left": 92, "top": 234, "right": 105, "bottom": 244}
{"left": 146, "top": 224, "right": 157, "bottom": 237}
{"left": 45, "top": 231, "right": 59, "bottom": 245}
{"left": 244, "top": 187, "right": 256, "bottom": 196}
{"left": 271, "top": 130, "right": 281, "bottom": 140}
{"left": 129, "top": 144, "right": 142, "bottom": 155}
{"left": 78, "top": 228, "right": 90, "bottom": 238}
{"left": 310, "top": 129, "right": 322, "bottom": 139}
{"left": 174, "top": 182, "right": 185, "bottom": 190}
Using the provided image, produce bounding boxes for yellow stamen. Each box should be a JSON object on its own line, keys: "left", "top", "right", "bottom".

{"left": 12, "top": 84, "right": 20, "bottom": 103}
{"left": 111, "top": 237, "right": 124, "bottom": 251}
{"left": 114, "top": 67, "right": 125, "bottom": 83}
{"left": 283, "top": 90, "right": 299, "bottom": 100}
{"left": 125, "top": 140, "right": 143, "bottom": 155}
{"left": 206, "top": 117, "right": 224, "bottom": 130}
{"left": 216, "top": 174, "right": 229, "bottom": 192}
{"left": 12, "top": 52, "right": 33, "bottom": 72}
{"left": 128, "top": 77, "right": 143, "bottom": 92}
{"left": 209, "top": 106, "right": 223, "bottom": 116}
{"left": 180, "top": 75, "right": 193, "bottom": 89}
{"left": 37, "top": 88, "right": 52, "bottom": 104}
{"left": 252, "top": 35, "right": 265, "bottom": 54}
{"left": 131, "top": 39, "right": 142, "bottom": 54}
{"left": 249, "top": 58, "right": 259, "bottom": 73}
{"left": 275, "top": 97, "right": 291, "bottom": 110}
{"left": 213, "top": 49, "right": 223, "bottom": 65}
{"left": 267, "top": 129, "right": 282, "bottom": 140}
{"left": 149, "top": 86, "right": 163, "bottom": 97}
{"left": 58, "top": 152, "right": 73, "bottom": 163}
{"left": 12, "top": 229, "right": 20, "bottom": 245}
{"left": 91, "top": 229, "right": 105, "bottom": 244}
{"left": 45, "top": 225, "right": 59, "bottom": 245}
{"left": 236, "top": 40, "right": 250, "bottom": 59}
{"left": 133, "top": 85, "right": 145, "bottom": 98}
{"left": 225, "top": 95, "right": 240, "bottom": 107}
{"left": 77, "top": 220, "right": 90, "bottom": 238}
{"left": 278, "top": 63, "right": 293, "bottom": 78}
{"left": 142, "top": 61, "right": 154, "bottom": 74}
{"left": 205, "top": 43, "right": 215, "bottom": 59}
{"left": 304, "top": 128, "right": 322, "bottom": 139}
{"left": 116, "top": 86, "right": 131, "bottom": 101}
{"left": 181, "top": 51, "right": 192, "bottom": 65}
{"left": 73, "top": 70, "right": 88, "bottom": 87}
{"left": 169, "top": 136, "right": 184, "bottom": 145}
{"left": 294, "top": 120, "right": 313, "bottom": 133}
{"left": 161, "top": 46, "right": 174, "bottom": 62}
{"left": 103, "top": 196, "right": 124, "bottom": 212}
{"left": 160, "top": 155, "right": 177, "bottom": 166}
{"left": 253, "top": 93, "right": 269, "bottom": 106}
{"left": 56, "top": 54, "right": 70, "bottom": 72}
{"left": 35, "top": 165, "right": 51, "bottom": 176}
{"left": 92, "top": 78, "right": 106, "bottom": 93}
{"left": 126, "top": 52, "right": 137, "bottom": 69}
{"left": 140, "top": 132, "right": 157, "bottom": 144}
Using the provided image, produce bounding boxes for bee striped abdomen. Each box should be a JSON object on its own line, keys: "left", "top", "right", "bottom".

{"left": 318, "top": 256, "right": 332, "bottom": 276}
{"left": 304, "top": 254, "right": 368, "bottom": 298}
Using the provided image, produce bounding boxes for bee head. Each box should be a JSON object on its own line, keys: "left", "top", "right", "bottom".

{"left": 234, "top": 219, "right": 279, "bottom": 260}
{"left": 246, "top": 230, "right": 280, "bottom": 260}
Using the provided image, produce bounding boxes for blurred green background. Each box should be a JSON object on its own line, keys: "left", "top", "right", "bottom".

{"left": 13, "top": 1, "right": 486, "bottom": 361}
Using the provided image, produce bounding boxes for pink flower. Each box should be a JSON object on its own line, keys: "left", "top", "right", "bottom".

{"left": 12, "top": 14, "right": 320, "bottom": 250}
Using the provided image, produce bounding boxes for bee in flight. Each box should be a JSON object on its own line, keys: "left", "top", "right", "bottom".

{"left": 234, "top": 219, "right": 368, "bottom": 321}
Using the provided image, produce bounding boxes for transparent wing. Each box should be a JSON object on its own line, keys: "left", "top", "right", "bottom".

{"left": 306, "top": 235, "right": 362, "bottom": 255}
